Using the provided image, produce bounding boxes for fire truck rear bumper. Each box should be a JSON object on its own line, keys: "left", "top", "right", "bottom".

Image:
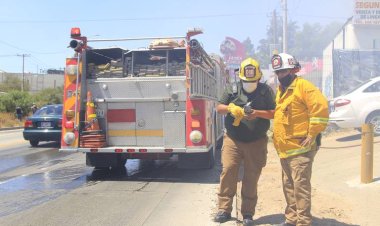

{"left": 60, "top": 146, "right": 210, "bottom": 153}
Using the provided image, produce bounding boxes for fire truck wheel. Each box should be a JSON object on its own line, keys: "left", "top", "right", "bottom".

{"left": 177, "top": 149, "right": 215, "bottom": 169}
{"left": 86, "top": 153, "right": 127, "bottom": 169}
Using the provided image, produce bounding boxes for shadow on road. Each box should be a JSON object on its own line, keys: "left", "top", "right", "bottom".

{"left": 86, "top": 145, "right": 223, "bottom": 185}
{"left": 336, "top": 134, "right": 361, "bottom": 142}
{"left": 29, "top": 141, "right": 61, "bottom": 148}
{"left": 335, "top": 133, "right": 380, "bottom": 143}
{"left": 255, "top": 213, "right": 359, "bottom": 226}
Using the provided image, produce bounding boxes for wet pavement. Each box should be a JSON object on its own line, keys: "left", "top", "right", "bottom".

{"left": 0, "top": 142, "right": 177, "bottom": 217}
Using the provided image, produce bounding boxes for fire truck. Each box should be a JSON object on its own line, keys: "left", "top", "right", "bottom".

{"left": 60, "top": 28, "right": 227, "bottom": 169}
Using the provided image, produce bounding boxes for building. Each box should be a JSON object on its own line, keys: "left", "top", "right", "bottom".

{"left": 322, "top": 1, "right": 380, "bottom": 99}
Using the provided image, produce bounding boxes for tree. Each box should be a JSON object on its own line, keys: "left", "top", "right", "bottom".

{"left": 242, "top": 37, "right": 255, "bottom": 57}
{"left": 33, "top": 87, "right": 63, "bottom": 106}
{"left": 253, "top": 39, "right": 270, "bottom": 69}
{"left": 255, "top": 19, "right": 343, "bottom": 65}
{"left": 0, "top": 90, "right": 32, "bottom": 114}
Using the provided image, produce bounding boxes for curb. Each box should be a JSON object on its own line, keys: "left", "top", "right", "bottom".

{"left": 0, "top": 126, "right": 23, "bottom": 131}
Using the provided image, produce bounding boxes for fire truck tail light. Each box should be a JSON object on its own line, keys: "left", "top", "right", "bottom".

{"left": 191, "top": 120, "right": 200, "bottom": 128}
{"left": 65, "top": 121, "right": 74, "bottom": 129}
{"left": 65, "top": 65, "right": 78, "bottom": 76}
{"left": 115, "top": 149, "right": 123, "bottom": 153}
{"left": 164, "top": 149, "right": 173, "bottom": 153}
{"left": 71, "top": 27, "right": 81, "bottom": 38}
{"left": 139, "top": 149, "right": 147, "bottom": 153}
{"left": 90, "top": 148, "right": 98, "bottom": 153}
{"left": 127, "top": 149, "right": 135, "bottom": 153}
{"left": 63, "top": 132, "right": 75, "bottom": 145}
{"left": 189, "top": 130, "right": 202, "bottom": 144}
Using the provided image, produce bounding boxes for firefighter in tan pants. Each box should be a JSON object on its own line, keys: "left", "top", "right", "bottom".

{"left": 271, "top": 53, "right": 329, "bottom": 226}
{"left": 214, "top": 58, "right": 275, "bottom": 226}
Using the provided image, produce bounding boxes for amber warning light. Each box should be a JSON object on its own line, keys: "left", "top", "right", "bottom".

{"left": 71, "top": 27, "right": 81, "bottom": 38}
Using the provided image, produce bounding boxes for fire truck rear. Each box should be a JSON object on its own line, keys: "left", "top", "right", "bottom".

{"left": 60, "top": 28, "right": 227, "bottom": 169}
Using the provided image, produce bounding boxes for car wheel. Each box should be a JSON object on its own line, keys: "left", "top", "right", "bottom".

{"left": 366, "top": 111, "right": 380, "bottom": 135}
{"left": 29, "top": 140, "right": 39, "bottom": 147}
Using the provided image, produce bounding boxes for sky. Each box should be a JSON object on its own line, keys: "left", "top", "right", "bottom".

{"left": 0, "top": 0, "right": 354, "bottom": 73}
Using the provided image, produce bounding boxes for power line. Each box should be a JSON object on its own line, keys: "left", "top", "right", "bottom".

{"left": 0, "top": 40, "right": 65, "bottom": 54}
{"left": 0, "top": 12, "right": 267, "bottom": 24}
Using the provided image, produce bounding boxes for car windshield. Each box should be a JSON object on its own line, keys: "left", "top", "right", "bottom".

{"left": 34, "top": 105, "right": 62, "bottom": 116}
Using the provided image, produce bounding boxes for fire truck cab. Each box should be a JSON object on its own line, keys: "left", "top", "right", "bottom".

{"left": 60, "top": 28, "right": 227, "bottom": 169}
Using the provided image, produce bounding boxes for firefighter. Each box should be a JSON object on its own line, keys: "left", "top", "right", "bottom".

{"left": 214, "top": 57, "right": 275, "bottom": 225}
{"left": 31, "top": 103, "right": 38, "bottom": 114}
{"left": 15, "top": 106, "right": 23, "bottom": 121}
{"left": 271, "top": 53, "right": 329, "bottom": 226}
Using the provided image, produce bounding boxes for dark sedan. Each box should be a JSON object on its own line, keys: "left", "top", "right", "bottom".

{"left": 23, "top": 104, "right": 63, "bottom": 147}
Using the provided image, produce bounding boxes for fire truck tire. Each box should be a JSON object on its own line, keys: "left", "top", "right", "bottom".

{"left": 86, "top": 153, "right": 127, "bottom": 169}
{"left": 177, "top": 149, "right": 215, "bottom": 169}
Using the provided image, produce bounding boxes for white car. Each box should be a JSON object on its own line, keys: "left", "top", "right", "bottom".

{"left": 329, "top": 76, "right": 380, "bottom": 135}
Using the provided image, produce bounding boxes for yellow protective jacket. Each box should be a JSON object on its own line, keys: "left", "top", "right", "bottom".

{"left": 273, "top": 76, "right": 329, "bottom": 158}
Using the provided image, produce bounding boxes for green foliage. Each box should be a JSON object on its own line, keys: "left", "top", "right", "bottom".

{"left": 0, "top": 87, "right": 63, "bottom": 114}
{"left": 255, "top": 19, "right": 343, "bottom": 64}
{"left": 253, "top": 39, "right": 270, "bottom": 69}
{"left": 33, "top": 87, "right": 63, "bottom": 106}
{"left": 242, "top": 38, "right": 255, "bottom": 57}
{"left": 0, "top": 90, "right": 33, "bottom": 114}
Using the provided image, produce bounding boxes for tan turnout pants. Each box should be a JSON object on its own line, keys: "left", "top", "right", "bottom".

{"left": 217, "top": 134, "right": 268, "bottom": 216}
{"left": 280, "top": 149, "right": 317, "bottom": 226}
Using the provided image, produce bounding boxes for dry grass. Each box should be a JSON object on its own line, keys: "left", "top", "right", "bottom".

{"left": 0, "top": 112, "right": 24, "bottom": 128}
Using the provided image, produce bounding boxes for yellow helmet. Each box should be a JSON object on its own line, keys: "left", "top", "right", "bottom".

{"left": 239, "top": 58, "right": 262, "bottom": 81}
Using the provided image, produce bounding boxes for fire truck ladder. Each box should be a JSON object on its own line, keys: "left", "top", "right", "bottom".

{"left": 189, "top": 63, "right": 217, "bottom": 100}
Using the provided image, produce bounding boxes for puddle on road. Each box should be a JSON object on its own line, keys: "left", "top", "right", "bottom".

{"left": 0, "top": 149, "right": 71, "bottom": 175}
{"left": 0, "top": 158, "right": 177, "bottom": 217}
{"left": 0, "top": 165, "right": 89, "bottom": 191}
{"left": 0, "top": 164, "right": 91, "bottom": 217}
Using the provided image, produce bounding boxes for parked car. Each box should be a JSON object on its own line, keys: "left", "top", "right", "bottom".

{"left": 329, "top": 76, "right": 380, "bottom": 135}
{"left": 23, "top": 104, "right": 63, "bottom": 147}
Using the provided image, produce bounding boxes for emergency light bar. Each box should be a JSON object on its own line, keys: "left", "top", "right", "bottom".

{"left": 70, "top": 27, "right": 81, "bottom": 38}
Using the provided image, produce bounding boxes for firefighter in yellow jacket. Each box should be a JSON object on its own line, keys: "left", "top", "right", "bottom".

{"left": 271, "top": 53, "right": 329, "bottom": 226}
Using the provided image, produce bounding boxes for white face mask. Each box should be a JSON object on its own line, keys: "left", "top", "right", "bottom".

{"left": 242, "top": 82, "right": 258, "bottom": 93}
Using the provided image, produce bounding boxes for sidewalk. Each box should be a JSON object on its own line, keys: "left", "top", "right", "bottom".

{"left": 216, "top": 129, "right": 379, "bottom": 226}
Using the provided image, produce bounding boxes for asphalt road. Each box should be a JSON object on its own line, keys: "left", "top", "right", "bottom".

{"left": 0, "top": 129, "right": 221, "bottom": 226}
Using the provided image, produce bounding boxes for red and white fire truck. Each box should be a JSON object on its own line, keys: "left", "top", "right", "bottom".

{"left": 60, "top": 27, "right": 227, "bottom": 169}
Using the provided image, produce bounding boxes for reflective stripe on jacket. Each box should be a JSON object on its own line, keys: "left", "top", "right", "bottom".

{"left": 273, "top": 76, "right": 329, "bottom": 158}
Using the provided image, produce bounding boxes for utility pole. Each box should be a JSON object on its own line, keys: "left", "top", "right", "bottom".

{"left": 282, "top": 0, "right": 288, "bottom": 53}
{"left": 269, "top": 10, "right": 279, "bottom": 58}
{"left": 273, "top": 10, "right": 277, "bottom": 47}
{"left": 17, "top": 54, "right": 30, "bottom": 92}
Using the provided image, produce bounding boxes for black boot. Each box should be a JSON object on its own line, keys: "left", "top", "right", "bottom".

{"left": 243, "top": 215, "right": 255, "bottom": 226}
{"left": 213, "top": 211, "right": 231, "bottom": 223}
